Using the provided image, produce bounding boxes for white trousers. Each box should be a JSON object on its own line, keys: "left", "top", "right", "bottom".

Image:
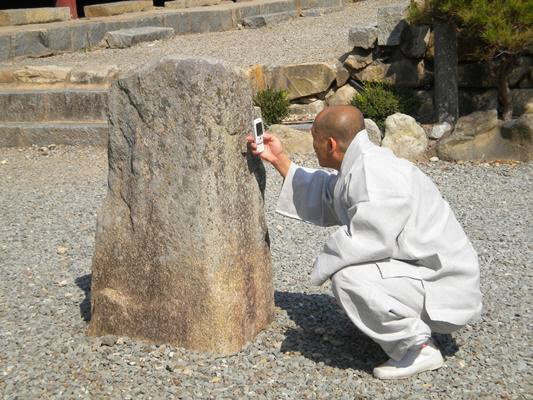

{"left": 331, "top": 264, "right": 461, "bottom": 361}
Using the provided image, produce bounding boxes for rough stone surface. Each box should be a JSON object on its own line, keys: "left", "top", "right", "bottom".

{"left": 288, "top": 100, "right": 325, "bottom": 118}
{"left": 0, "top": 34, "right": 11, "bottom": 61}
{"left": 84, "top": 1, "right": 154, "bottom": 18}
{"left": 364, "top": 118, "right": 382, "bottom": 145}
{"left": 0, "top": 89, "right": 108, "bottom": 122}
{"left": 459, "top": 89, "right": 498, "bottom": 116}
{"left": 429, "top": 121, "right": 452, "bottom": 140}
{"left": 0, "top": 7, "right": 70, "bottom": 27}
{"left": 343, "top": 48, "right": 373, "bottom": 70}
{"left": 412, "top": 89, "right": 434, "bottom": 124}
{"left": 382, "top": 112, "right": 428, "bottom": 160}
{"left": 165, "top": 0, "right": 221, "bottom": 8}
{"left": 88, "top": 56, "right": 274, "bottom": 354}
{"left": 0, "top": 121, "right": 108, "bottom": 147}
{"left": 12, "top": 65, "right": 72, "bottom": 84}
{"left": 104, "top": 27, "right": 175, "bottom": 49}
{"left": 376, "top": 3, "right": 408, "bottom": 46}
{"left": 266, "top": 62, "right": 337, "bottom": 100}
{"left": 499, "top": 114, "right": 533, "bottom": 161}
{"left": 69, "top": 65, "right": 120, "bottom": 84}
{"left": 438, "top": 109, "right": 532, "bottom": 161}
{"left": 347, "top": 25, "right": 377, "bottom": 49}
{"left": 353, "top": 59, "right": 429, "bottom": 87}
{"left": 334, "top": 61, "right": 349, "bottom": 87}
{"left": 13, "top": 30, "right": 51, "bottom": 58}
{"left": 400, "top": 24, "right": 429, "bottom": 59}
{"left": 325, "top": 83, "right": 357, "bottom": 106}
{"left": 511, "top": 89, "right": 533, "bottom": 116}
{"left": 243, "top": 11, "right": 296, "bottom": 29}
{"left": 524, "top": 97, "right": 533, "bottom": 114}
{"left": 434, "top": 20, "right": 458, "bottom": 122}
{"left": 268, "top": 124, "right": 314, "bottom": 155}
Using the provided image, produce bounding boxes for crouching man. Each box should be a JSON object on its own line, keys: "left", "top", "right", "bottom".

{"left": 247, "top": 106, "right": 482, "bottom": 379}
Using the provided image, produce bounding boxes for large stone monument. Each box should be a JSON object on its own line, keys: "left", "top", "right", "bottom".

{"left": 88, "top": 57, "right": 274, "bottom": 355}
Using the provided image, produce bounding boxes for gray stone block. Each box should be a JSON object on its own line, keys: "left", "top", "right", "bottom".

{"left": 0, "top": 121, "right": 108, "bottom": 147}
{"left": 348, "top": 25, "right": 377, "bottom": 49}
{"left": 0, "top": 89, "right": 108, "bottom": 122}
{"left": 87, "top": 22, "right": 108, "bottom": 47}
{"left": 70, "top": 23, "right": 91, "bottom": 51}
{"left": 13, "top": 30, "right": 51, "bottom": 58}
{"left": 512, "top": 89, "right": 533, "bottom": 116}
{"left": 46, "top": 26, "right": 73, "bottom": 52}
{"left": 377, "top": 4, "right": 408, "bottom": 46}
{"left": 0, "top": 91, "right": 48, "bottom": 122}
{"left": 259, "top": 0, "right": 296, "bottom": 15}
{"left": 134, "top": 15, "right": 165, "bottom": 28}
{"left": 189, "top": 9, "right": 235, "bottom": 33}
{"left": 300, "top": 0, "right": 342, "bottom": 9}
{"left": 163, "top": 11, "right": 191, "bottom": 34}
{"left": 0, "top": 34, "right": 12, "bottom": 61}
{"left": 105, "top": 26, "right": 174, "bottom": 48}
{"left": 46, "top": 89, "right": 109, "bottom": 121}
{"left": 243, "top": 11, "right": 295, "bottom": 28}
{"left": 236, "top": 3, "right": 261, "bottom": 19}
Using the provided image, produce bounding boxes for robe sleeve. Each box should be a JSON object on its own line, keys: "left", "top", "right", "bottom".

{"left": 310, "top": 189, "right": 412, "bottom": 286}
{"left": 276, "top": 162, "right": 341, "bottom": 227}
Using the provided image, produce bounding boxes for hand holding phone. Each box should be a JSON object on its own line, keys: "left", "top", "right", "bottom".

{"left": 252, "top": 118, "right": 265, "bottom": 153}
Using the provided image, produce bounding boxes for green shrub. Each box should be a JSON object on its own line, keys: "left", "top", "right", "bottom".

{"left": 351, "top": 82, "right": 420, "bottom": 131}
{"left": 254, "top": 88, "right": 290, "bottom": 126}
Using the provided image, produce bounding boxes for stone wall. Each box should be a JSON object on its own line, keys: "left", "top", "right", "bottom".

{"left": 246, "top": 4, "right": 532, "bottom": 123}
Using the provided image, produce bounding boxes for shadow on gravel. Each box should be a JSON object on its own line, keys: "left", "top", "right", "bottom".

{"left": 275, "top": 291, "right": 459, "bottom": 373}
{"left": 275, "top": 290, "right": 386, "bottom": 373}
{"left": 75, "top": 274, "right": 92, "bottom": 323}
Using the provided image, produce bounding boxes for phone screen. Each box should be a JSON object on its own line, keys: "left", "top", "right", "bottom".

{"left": 255, "top": 121, "right": 263, "bottom": 137}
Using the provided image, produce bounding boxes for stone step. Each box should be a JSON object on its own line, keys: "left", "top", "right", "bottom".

{"left": 243, "top": 11, "right": 297, "bottom": 28}
{"left": 84, "top": 1, "right": 154, "bottom": 18}
{"left": 0, "top": 7, "right": 70, "bottom": 27}
{"left": 105, "top": 26, "right": 175, "bottom": 48}
{"left": 0, "top": 121, "right": 108, "bottom": 147}
{"left": 165, "top": 0, "right": 222, "bottom": 9}
{"left": 0, "top": 88, "right": 108, "bottom": 122}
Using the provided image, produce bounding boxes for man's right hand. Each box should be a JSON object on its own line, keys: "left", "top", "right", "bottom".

{"left": 246, "top": 133, "right": 291, "bottom": 178}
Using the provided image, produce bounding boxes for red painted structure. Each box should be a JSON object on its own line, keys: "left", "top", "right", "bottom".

{"left": 56, "top": 0, "right": 78, "bottom": 18}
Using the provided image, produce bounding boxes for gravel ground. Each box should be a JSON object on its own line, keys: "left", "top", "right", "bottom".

{"left": 0, "top": 144, "right": 531, "bottom": 399}
{"left": 1, "top": 0, "right": 401, "bottom": 71}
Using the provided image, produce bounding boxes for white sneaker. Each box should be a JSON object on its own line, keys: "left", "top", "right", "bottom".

{"left": 373, "top": 341, "right": 444, "bottom": 380}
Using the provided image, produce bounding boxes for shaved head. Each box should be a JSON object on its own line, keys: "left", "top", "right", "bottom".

{"left": 313, "top": 106, "right": 365, "bottom": 153}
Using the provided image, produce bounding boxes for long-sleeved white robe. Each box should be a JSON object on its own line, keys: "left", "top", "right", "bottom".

{"left": 276, "top": 130, "right": 482, "bottom": 326}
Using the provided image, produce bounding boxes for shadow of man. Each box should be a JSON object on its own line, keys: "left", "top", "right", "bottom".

{"left": 275, "top": 290, "right": 459, "bottom": 374}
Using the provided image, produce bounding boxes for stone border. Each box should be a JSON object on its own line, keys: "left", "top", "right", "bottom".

{"left": 0, "top": 0, "right": 342, "bottom": 62}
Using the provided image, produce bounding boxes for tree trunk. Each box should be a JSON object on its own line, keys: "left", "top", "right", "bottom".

{"left": 433, "top": 20, "right": 459, "bottom": 123}
{"left": 498, "top": 55, "right": 516, "bottom": 121}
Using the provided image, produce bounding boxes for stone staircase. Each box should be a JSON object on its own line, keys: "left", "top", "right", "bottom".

{"left": 0, "top": 66, "right": 115, "bottom": 147}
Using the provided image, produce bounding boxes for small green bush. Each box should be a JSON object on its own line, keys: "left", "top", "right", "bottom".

{"left": 351, "top": 82, "right": 420, "bottom": 131}
{"left": 254, "top": 88, "right": 290, "bottom": 126}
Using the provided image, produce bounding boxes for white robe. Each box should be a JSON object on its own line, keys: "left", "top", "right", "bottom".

{"left": 276, "top": 130, "right": 482, "bottom": 326}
